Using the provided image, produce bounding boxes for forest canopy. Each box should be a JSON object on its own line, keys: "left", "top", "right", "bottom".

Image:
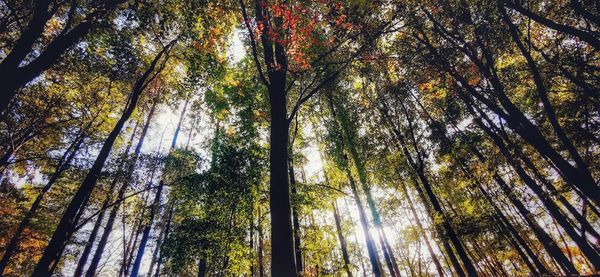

{"left": 1, "top": 0, "right": 599, "bottom": 276}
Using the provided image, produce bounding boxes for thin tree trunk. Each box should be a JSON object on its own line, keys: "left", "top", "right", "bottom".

{"left": 289, "top": 156, "right": 304, "bottom": 274}
{"left": 333, "top": 201, "right": 354, "bottom": 277}
{"left": 74, "top": 121, "right": 139, "bottom": 276}
{"left": 86, "top": 97, "right": 159, "bottom": 277}
{"left": 324, "top": 91, "right": 383, "bottom": 276}
{"left": 148, "top": 215, "right": 167, "bottom": 276}
{"left": 257, "top": 207, "right": 264, "bottom": 277}
{"left": 32, "top": 41, "right": 172, "bottom": 276}
{"left": 153, "top": 206, "right": 173, "bottom": 277}
{"left": 0, "top": 123, "right": 88, "bottom": 274}
{"left": 130, "top": 95, "right": 189, "bottom": 277}
{"left": 328, "top": 90, "right": 399, "bottom": 277}
{"left": 398, "top": 180, "right": 445, "bottom": 277}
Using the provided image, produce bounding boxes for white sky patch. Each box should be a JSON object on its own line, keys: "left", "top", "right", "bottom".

{"left": 227, "top": 28, "right": 247, "bottom": 64}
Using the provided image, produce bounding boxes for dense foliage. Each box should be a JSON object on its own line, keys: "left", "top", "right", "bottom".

{"left": 1, "top": 0, "right": 599, "bottom": 276}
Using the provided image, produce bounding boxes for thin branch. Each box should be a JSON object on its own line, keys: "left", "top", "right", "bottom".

{"left": 74, "top": 184, "right": 161, "bottom": 231}
{"left": 239, "top": 0, "right": 270, "bottom": 87}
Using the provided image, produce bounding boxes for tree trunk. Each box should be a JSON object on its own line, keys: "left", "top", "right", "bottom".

{"left": 32, "top": 41, "right": 171, "bottom": 276}
{"left": 85, "top": 97, "right": 158, "bottom": 277}
{"left": 257, "top": 208, "right": 265, "bottom": 277}
{"left": 148, "top": 215, "right": 167, "bottom": 276}
{"left": 0, "top": 0, "right": 127, "bottom": 113}
{"left": 267, "top": 66, "right": 297, "bottom": 276}
{"left": 74, "top": 121, "right": 139, "bottom": 276}
{"left": 153, "top": 206, "right": 173, "bottom": 277}
{"left": 333, "top": 201, "right": 354, "bottom": 277}
{"left": 0, "top": 124, "right": 87, "bottom": 274}
{"left": 131, "top": 95, "right": 189, "bottom": 277}
{"left": 198, "top": 257, "right": 207, "bottom": 277}
{"left": 329, "top": 93, "right": 399, "bottom": 277}
{"left": 398, "top": 180, "right": 445, "bottom": 277}
{"left": 325, "top": 91, "right": 382, "bottom": 276}
{"left": 289, "top": 157, "right": 304, "bottom": 274}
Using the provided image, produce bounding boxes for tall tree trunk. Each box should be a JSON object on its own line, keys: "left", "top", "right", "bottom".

{"left": 266, "top": 69, "right": 297, "bottom": 276}
{"left": 32, "top": 41, "right": 172, "bottom": 276}
{"left": 130, "top": 95, "right": 189, "bottom": 277}
{"left": 85, "top": 97, "right": 159, "bottom": 277}
{"left": 333, "top": 201, "right": 354, "bottom": 277}
{"left": 0, "top": 0, "right": 127, "bottom": 113}
{"left": 241, "top": 0, "right": 298, "bottom": 273}
{"left": 329, "top": 93, "right": 399, "bottom": 277}
{"left": 324, "top": 97, "right": 383, "bottom": 276}
{"left": 397, "top": 180, "right": 445, "bottom": 277}
{"left": 74, "top": 121, "right": 140, "bottom": 276}
{"left": 345, "top": 166, "right": 384, "bottom": 276}
{"left": 289, "top": 156, "right": 304, "bottom": 274}
{"left": 0, "top": 123, "right": 88, "bottom": 274}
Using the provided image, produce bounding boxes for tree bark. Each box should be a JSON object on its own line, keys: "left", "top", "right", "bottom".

{"left": 289, "top": 157, "right": 304, "bottom": 274}
{"left": 333, "top": 201, "right": 354, "bottom": 277}
{"left": 130, "top": 93, "right": 189, "bottom": 277}
{"left": 0, "top": 0, "right": 127, "bottom": 113}
{"left": 0, "top": 122, "right": 88, "bottom": 274}
{"left": 397, "top": 180, "right": 445, "bottom": 277}
{"left": 85, "top": 97, "right": 159, "bottom": 277}
{"left": 74, "top": 121, "right": 139, "bottom": 276}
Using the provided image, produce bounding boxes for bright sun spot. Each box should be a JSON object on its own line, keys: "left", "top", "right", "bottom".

{"left": 228, "top": 28, "right": 246, "bottom": 64}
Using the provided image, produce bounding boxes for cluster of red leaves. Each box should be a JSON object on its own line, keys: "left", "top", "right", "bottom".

{"left": 246, "top": 1, "right": 357, "bottom": 72}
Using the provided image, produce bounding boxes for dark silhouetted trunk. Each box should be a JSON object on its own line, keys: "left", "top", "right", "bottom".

{"left": 333, "top": 202, "right": 353, "bottom": 277}
{"left": 151, "top": 206, "right": 173, "bottom": 277}
{"left": 85, "top": 98, "right": 159, "bottom": 277}
{"left": 289, "top": 157, "right": 303, "bottom": 274}
{"left": 74, "top": 122, "right": 139, "bottom": 276}
{"left": 398, "top": 180, "right": 445, "bottom": 277}
{"left": 0, "top": 0, "right": 127, "bottom": 113}
{"left": 198, "top": 257, "right": 207, "bottom": 277}
{"left": 131, "top": 95, "right": 189, "bottom": 277}
{"left": 0, "top": 123, "right": 88, "bottom": 274}
{"left": 267, "top": 77, "right": 297, "bottom": 276}
{"left": 258, "top": 208, "right": 265, "bottom": 277}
